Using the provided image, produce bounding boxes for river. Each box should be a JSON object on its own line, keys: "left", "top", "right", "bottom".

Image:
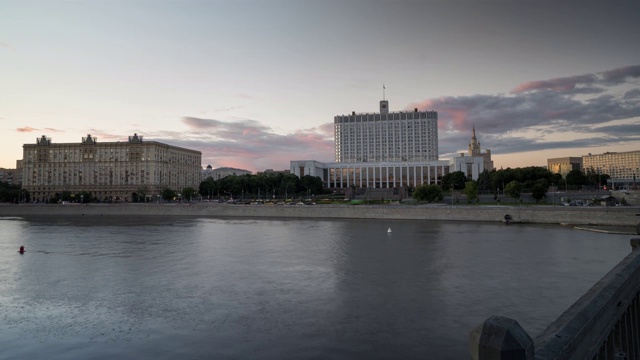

{"left": 0, "top": 216, "right": 632, "bottom": 359}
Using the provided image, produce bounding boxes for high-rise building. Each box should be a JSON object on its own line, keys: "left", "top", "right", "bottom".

{"left": 582, "top": 151, "right": 640, "bottom": 180}
{"left": 22, "top": 134, "right": 202, "bottom": 202}
{"left": 334, "top": 100, "right": 438, "bottom": 162}
{"left": 291, "top": 99, "right": 485, "bottom": 189}
{"left": 468, "top": 126, "right": 493, "bottom": 171}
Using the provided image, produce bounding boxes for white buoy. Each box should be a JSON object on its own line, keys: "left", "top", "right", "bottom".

{"left": 387, "top": 227, "right": 392, "bottom": 233}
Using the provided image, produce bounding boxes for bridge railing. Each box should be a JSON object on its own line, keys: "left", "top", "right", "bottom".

{"left": 470, "top": 238, "right": 640, "bottom": 360}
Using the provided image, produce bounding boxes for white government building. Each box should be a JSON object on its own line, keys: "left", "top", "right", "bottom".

{"left": 290, "top": 99, "right": 485, "bottom": 189}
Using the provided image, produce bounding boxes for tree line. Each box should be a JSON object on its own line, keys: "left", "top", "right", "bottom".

{"left": 0, "top": 181, "right": 28, "bottom": 203}
{"left": 198, "top": 172, "right": 329, "bottom": 202}
{"left": 413, "top": 166, "right": 611, "bottom": 204}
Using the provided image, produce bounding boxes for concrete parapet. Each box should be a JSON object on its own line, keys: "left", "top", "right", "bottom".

{"left": 533, "top": 239, "right": 640, "bottom": 360}
{"left": 471, "top": 239, "right": 640, "bottom": 359}
{"left": 469, "top": 315, "right": 534, "bottom": 360}
{"left": 0, "top": 204, "right": 639, "bottom": 227}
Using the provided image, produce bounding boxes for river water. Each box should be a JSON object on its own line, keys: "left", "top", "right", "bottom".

{"left": 0, "top": 216, "right": 633, "bottom": 359}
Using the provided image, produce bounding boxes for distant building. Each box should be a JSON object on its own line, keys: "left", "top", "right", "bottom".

{"left": 202, "top": 166, "right": 251, "bottom": 181}
{"left": 291, "top": 99, "right": 485, "bottom": 189}
{"left": 582, "top": 151, "right": 640, "bottom": 180}
{"left": 547, "top": 157, "right": 582, "bottom": 177}
{"left": 468, "top": 126, "right": 493, "bottom": 171}
{"left": 16, "top": 160, "right": 23, "bottom": 185}
{"left": 548, "top": 151, "right": 640, "bottom": 190}
{"left": 0, "top": 167, "right": 19, "bottom": 186}
{"left": 259, "top": 169, "right": 290, "bottom": 175}
{"left": 334, "top": 99, "right": 438, "bottom": 162}
{"left": 22, "top": 134, "right": 201, "bottom": 202}
{"left": 583, "top": 151, "right": 640, "bottom": 190}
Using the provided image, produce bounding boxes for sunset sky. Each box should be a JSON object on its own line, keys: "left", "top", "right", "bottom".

{"left": 2, "top": 0, "right": 639, "bottom": 173}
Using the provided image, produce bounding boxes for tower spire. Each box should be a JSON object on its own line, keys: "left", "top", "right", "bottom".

{"left": 383, "top": 83, "right": 386, "bottom": 101}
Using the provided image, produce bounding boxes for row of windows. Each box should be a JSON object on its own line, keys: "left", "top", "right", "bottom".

{"left": 335, "top": 112, "right": 438, "bottom": 122}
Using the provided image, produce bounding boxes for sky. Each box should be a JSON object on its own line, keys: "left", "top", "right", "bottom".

{"left": 2, "top": 0, "right": 639, "bottom": 173}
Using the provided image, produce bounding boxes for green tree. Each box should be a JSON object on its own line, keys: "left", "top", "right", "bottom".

{"left": 463, "top": 181, "right": 478, "bottom": 204}
{"left": 565, "top": 169, "right": 585, "bottom": 189}
{"left": 199, "top": 177, "right": 217, "bottom": 200}
{"left": 135, "top": 185, "right": 149, "bottom": 203}
{"left": 61, "top": 191, "right": 73, "bottom": 202}
{"left": 182, "top": 187, "right": 197, "bottom": 201}
{"left": 299, "top": 175, "right": 324, "bottom": 198}
{"left": 162, "top": 188, "right": 176, "bottom": 201}
{"left": 441, "top": 171, "right": 467, "bottom": 190}
{"left": 413, "top": 184, "right": 443, "bottom": 203}
{"left": 476, "top": 170, "right": 493, "bottom": 192}
{"left": 530, "top": 183, "right": 547, "bottom": 203}
{"left": 77, "top": 191, "right": 92, "bottom": 203}
{"left": 0, "top": 181, "right": 22, "bottom": 203}
{"left": 504, "top": 180, "right": 522, "bottom": 203}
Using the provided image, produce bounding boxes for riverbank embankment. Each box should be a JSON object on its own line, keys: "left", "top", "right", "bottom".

{"left": 1, "top": 203, "right": 638, "bottom": 227}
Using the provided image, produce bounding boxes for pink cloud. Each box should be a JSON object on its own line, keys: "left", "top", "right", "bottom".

{"left": 16, "top": 126, "right": 38, "bottom": 132}
{"left": 409, "top": 97, "right": 469, "bottom": 131}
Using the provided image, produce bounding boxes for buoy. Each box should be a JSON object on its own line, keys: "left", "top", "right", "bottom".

{"left": 19, "top": 246, "right": 25, "bottom": 254}
{"left": 387, "top": 227, "right": 392, "bottom": 233}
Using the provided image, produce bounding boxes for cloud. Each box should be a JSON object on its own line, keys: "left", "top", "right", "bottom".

{"left": 408, "top": 65, "right": 640, "bottom": 158}
{"left": 150, "top": 117, "right": 335, "bottom": 172}
{"left": 73, "top": 65, "right": 639, "bottom": 173}
{"left": 16, "top": 127, "right": 38, "bottom": 132}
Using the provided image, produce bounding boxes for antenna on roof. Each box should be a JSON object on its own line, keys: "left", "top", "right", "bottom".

{"left": 383, "top": 83, "right": 386, "bottom": 101}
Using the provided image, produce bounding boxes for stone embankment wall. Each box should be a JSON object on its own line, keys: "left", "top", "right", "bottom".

{"left": 1, "top": 203, "right": 638, "bottom": 226}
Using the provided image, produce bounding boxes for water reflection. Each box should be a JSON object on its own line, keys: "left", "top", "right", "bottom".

{"left": 0, "top": 216, "right": 632, "bottom": 359}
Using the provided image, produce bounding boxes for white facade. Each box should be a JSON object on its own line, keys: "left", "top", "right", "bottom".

{"left": 334, "top": 100, "right": 438, "bottom": 162}
{"left": 202, "top": 166, "right": 251, "bottom": 181}
{"left": 291, "top": 99, "right": 485, "bottom": 189}
{"left": 22, "top": 134, "right": 202, "bottom": 202}
{"left": 291, "top": 157, "right": 483, "bottom": 189}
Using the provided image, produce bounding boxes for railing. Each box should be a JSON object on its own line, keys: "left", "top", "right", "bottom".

{"left": 470, "top": 237, "right": 640, "bottom": 360}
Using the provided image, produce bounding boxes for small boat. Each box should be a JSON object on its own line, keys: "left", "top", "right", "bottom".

{"left": 387, "top": 227, "right": 392, "bottom": 233}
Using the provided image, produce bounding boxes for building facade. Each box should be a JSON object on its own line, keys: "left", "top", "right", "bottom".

{"left": 334, "top": 100, "right": 438, "bottom": 162}
{"left": 547, "top": 157, "right": 582, "bottom": 177}
{"left": 291, "top": 99, "right": 485, "bottom": 189}
{"left": 582, "top": 151, "right": 640, "bottom": 182}
{"left": 291, "top": 156, "right": 483, "bottom": 189}
{"left": 22, "top": 134, "right": 202, "bottom": 202}
{"left": 468, "top": 126, "right": 493, "bottom": 171}
{"left": 202, "top": 165, "right": 251, "bottom": 181}
{"left": 0, "top": 168, "right": 19, "bottom": 186}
